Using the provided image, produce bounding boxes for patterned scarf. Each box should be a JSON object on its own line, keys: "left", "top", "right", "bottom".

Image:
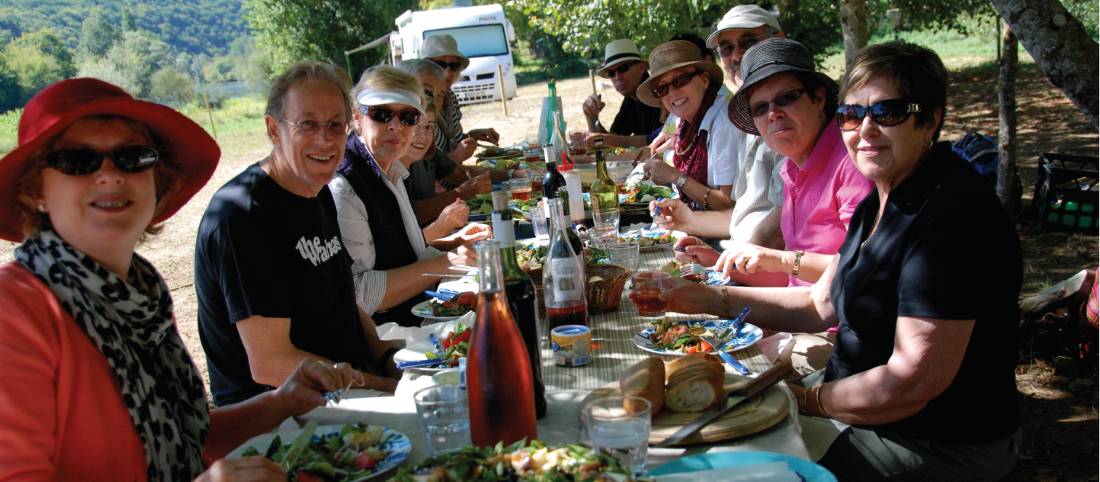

{"left": 15, "top": 229, "right": 209, "bottom": 480}
{"left": 672, "top": 88, "right": 719, "bottom": 209}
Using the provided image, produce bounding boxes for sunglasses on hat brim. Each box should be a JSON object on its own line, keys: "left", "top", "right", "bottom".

{"left": 44, "top": 145, "right": 159, "bottom": 176}
{"left": 836, "top": 99, "right": 921, "bottom": 131}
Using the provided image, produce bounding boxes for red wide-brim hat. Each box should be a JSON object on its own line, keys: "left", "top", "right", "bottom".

{"left": 0, "top": 78, "right": 220, "bottom": 242}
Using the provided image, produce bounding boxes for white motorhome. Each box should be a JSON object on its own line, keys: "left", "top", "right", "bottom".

{"left": 391, "top": 4, "right": 517, "bottom": 105}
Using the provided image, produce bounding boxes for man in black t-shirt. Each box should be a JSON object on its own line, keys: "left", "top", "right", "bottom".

{"left": 582, "top": 39, "right": 663, "bottom": 141}
{"left": 195, "top": 62, "right": 400, "bottom": 406}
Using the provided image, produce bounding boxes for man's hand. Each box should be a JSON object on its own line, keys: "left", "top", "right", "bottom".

{"left": 195, "top": 456, "right": 286, "bottom": 482}
{"left": 582, "top": 94, "right": 606, "bottom": 123}
{"left": 438, "top": 199, "right": 469, "bottom": 231}
{"left": 455, "top": 171, "right": 491, "bottom": 199}
{"left": 453, "top": 223, "right": 492, "bottom": 248}
{"left": 659, "top": 280, "right": 722, "bottom": 316}
{"left": 273, "top": 359, "right": 365, "bottom": 416}
{"left": 467, "top": 128, "right": 500, "bottom": 145}
{"left": 450, "top": 137, "right": 478, "bottom": 162}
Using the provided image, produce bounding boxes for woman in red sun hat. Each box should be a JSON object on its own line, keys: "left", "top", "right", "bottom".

{"left": 0, "top": 78, "right": 364, "bottom": 481}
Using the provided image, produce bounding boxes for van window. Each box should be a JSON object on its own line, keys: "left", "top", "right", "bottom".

{"left": 425, "top": 24, "right": 509, "bottom": 58}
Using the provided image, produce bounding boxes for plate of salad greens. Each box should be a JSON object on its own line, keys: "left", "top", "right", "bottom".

{"left": 391, "top": 439, "right": 627, "bottom": 481}
{"left": 231, "top": 421, "right": 412, "bottom": 482}
{"left": 634, "top": 319, "right": 763, "bottom": 356}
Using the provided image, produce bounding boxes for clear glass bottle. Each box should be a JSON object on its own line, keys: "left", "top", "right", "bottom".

{"left": 467, "top": 240, "right": 538, "bottom": 446}
{"left": 543, "top": 198, "right": 589, "bottom": 332}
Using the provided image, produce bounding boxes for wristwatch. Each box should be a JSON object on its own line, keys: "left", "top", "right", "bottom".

{"left": 675, "top": 174, "right": 689, "bottom": 190}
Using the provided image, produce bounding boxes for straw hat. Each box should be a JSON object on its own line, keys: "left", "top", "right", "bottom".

{"left": 706, "top": 5, "right": 783, "bottom": 48}
{"left": 635, "top": 40, "right": 724, "bottom": 108}
{"left": 728, "top": 38, "right": 838, "bottom": 135}
{"left": 597, "top": 39, "right": 646, "bottom": 78}
{"left": 419, "top": 34, "right": 470, "bottom": 71}
{"left": 0, "top": 78, "right": 219, "bottom": 242}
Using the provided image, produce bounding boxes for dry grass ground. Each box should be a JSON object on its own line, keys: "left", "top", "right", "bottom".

{"left": 0, "top": 62, "right": 1095, "bottom": 479}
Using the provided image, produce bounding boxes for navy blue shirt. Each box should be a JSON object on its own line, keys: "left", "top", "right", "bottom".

{"left": 195, "top": 162, "right": 375, "bottom": 406}
{"left": 826, "top": 143, "right": 1021, "bottom": 443}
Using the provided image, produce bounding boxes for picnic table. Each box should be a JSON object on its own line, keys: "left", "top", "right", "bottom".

{"left": 295, "top": 245, "right": 812, "bottom": 469}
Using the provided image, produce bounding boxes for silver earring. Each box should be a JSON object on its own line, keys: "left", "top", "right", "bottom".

{"left": 36, "top": 203, "right": 46, "bottom": 213}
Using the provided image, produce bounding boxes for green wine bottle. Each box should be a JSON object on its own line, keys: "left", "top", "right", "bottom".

{"left": 590, "top": 138, "right": 619, "bottom": 213}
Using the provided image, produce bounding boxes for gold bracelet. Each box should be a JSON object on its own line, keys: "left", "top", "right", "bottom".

{"left": 813, "top": 383, "right": 831, "bottom": 418}
{"left": 791, "top": 250, "right": 805, "bottom": 277}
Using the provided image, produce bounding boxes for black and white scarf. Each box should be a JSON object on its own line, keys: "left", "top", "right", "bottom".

{"left": 15, "top": 229, "right": 209, "bottom": 480}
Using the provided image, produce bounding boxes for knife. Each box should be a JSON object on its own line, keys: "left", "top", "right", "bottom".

{"left": 654, "top": 359, "right": 794, "bottom": 447}
{"left": 396, "top": 358, "right": 455, "bottom": 369}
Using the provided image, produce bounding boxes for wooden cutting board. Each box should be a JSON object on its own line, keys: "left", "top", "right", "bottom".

{"left": 581, "top": 374, "right": 790, "bottom": 446}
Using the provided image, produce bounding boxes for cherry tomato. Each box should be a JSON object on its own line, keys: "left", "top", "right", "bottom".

{"left": 684, "top": 344, "right": 699, "bottom": 354}
{"left": 354, "top": 452, "right": 378, "bottom": 471}
{"left": 699, "top": 340, "right": 713, "bottom": 352}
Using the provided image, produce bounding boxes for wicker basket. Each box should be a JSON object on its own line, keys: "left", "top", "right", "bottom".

{"left": 528, "top": 263, "right": 630, "bottom": 317}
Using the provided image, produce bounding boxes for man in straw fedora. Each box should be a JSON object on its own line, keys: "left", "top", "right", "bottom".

{"left": 583, "top": 38, "right": 663, "bottom": 141}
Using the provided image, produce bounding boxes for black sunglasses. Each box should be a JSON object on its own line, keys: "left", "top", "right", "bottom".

{"left": 836, "top": 99, "right": 922, "bottom": 131}
{"left": 652, "top": 70, "right": 703, "bottom": 99}
{"left": 360, "top": 105, "right": 422, "bottom": 127}
{"left": 749, "top": 88, "right": 806, "bottom": 118}
{"left": 605, "top": 61, "right": 639, "bottom": 77}
{"left": 715, "top": 35, "right": 765, "bottom": 58}
{"left": 44, "top": 145, "right": 159, "bottom": 176}
{"left": 432, "top": 59, "right": 463, "bottom": 71}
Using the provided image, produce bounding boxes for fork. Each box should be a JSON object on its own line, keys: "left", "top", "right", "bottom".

{"left": 680, "top": 262, "right": 705, "bottom": 278}
{"left": 323, "top": 380, "right": 353, "bottom": 407}
{"left": 703, "top": 333, "right": 751, "bottom": 376}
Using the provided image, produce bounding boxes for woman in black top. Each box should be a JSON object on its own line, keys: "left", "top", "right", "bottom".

{"left": 662, "top": 41, "right": 1021, "bottom": 480}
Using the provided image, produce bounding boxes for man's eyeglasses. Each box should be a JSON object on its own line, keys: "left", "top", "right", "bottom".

{"left": 44, "top": 145, "right": 159, "bottom": 176}
{"left": 715, "top": 35, "right": 765, "bottom": 58}
{"left": 651, "top": 70, "right": 703, "bottom": 99}
{"left": 432, "top": 59, "right": 463, "bottom": 71}
{"left": 280, "top": 118, "right": 349, "bottom": 136}
{"left": 836, "top": 99, "right": 922, "bottom": 131}
{"left": 360, "top": 105, "right": 422, "bottom": 127}
{"left": 749, "top": 88, "right": 806, "bottom": 118}
{"left": 605, "top": 61, "right": 639, "bottom": 78}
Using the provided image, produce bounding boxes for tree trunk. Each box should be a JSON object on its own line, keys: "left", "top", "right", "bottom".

{"left": 991, "top": 0, "right": 1099, "bottom": 125}
{"left": 838, "top": 0, "right": 869, "bottom": 70}
{"left": 997, "top": 26, "right": 1020, "bottom": 218}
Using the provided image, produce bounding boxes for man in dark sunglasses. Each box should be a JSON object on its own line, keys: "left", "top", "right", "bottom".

{"left": 705, "top": 5, "right": 785, "bottom": 89}
{"left": 583, "top": 38, "right": 663, "bottom": 141}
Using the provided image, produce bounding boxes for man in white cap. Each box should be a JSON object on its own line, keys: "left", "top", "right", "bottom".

{"left": 582, "top": 39, "right": 662, "bottom": 140}
{"left": 420, "top": 34, "right": 500, "bottom": 162}
{"left": 706, "top": 4, "right": 785, "bottom": 89}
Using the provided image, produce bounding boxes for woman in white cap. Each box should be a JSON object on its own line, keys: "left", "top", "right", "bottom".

{"left": 420, "top": 34, "right": 500, "bottom": 162}
{"left": 0, "top": 78, "right": 364, "bottom": 481}
{"left": 330, "top": 65, "right": 489, "bottom": 327}
{"left": 636, "top": 40, "right": 741, "bottom": 212}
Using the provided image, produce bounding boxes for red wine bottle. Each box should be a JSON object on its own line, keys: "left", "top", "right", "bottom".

{"left": 467, "top": 240, "right": 538, "bottom": 446}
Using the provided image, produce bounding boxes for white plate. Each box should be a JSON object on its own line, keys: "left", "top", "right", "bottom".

{"left": 634, "top": 319, "right": 763, "bottom": 356}
{"left": 228, "top": 423, "right": 412, "bottom": 480}
{"left": 410, "top": 299, "right": 469, "bottom": 321}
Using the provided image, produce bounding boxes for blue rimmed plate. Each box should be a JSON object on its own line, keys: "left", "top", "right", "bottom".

{"left": 634, "top": 319, "right": 763, "bottom": 356}
{"left": 650, "top": 451, "right": 836, "bottom": 481}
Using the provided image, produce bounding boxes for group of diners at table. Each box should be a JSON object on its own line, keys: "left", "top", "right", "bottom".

{"left": 0, "top": 3, "right": 1024, "bottom": 481}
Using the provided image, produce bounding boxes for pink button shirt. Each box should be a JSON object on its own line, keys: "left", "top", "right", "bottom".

{"left": 779, "top": 122, "right": 872, "bottom": 287}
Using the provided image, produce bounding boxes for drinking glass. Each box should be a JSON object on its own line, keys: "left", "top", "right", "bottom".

{"left": 568, "top": 130, "right": 588, "bottom": 154}
{"left": 603, "top": 242, "right": 640, "bottom": 272}
{"left": 628, "top": 271, "right": 672, "bottom": 318}
{"left": 413, "top": 384, "right": 471, "bottom": 456}
{"left": 530, "top": 201, "right": 550, "bottom": 239}
{"left": 592, "top": 209, "right": 621, "bottom": 232}
{"left": 588, "top": 225, "right": 619, "bottom": 248}
{"left": 583, "top": 396, "right": 651, "bottom": 478}
{"left": 509, "top": 177, "right": 533, "bottom": 201}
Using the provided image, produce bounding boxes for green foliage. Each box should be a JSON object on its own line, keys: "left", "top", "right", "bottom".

{"left": 78, "top": 10, "right": 116, "bottom": 61}
{"left": 0, "top": 108, "right": 20, "bottom": 153}
{"left": 202, "top": 56, "right": 237, "bottom": 83}
{"left": 77, "top": 30, "right": 172, "bottom": 98}
{"left": 150, "top": 67, "right": 195, "bottom": 105}
{"left": 0, "top": 0, "right": 246, "bottom": 58}
{"left": 245, "top": 0, "right": 418, "bottom": 77}
{"left": 0, "top": 57, "right": 21, "bottom": 113}
{"left": 1063, "top": 0, "right": 1100, "bottom": 40}
{"left": 2, "top": 30, "right": 76, "bottom": 105}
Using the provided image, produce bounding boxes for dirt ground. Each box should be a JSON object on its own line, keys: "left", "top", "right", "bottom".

{"left": 0, "top": 63, "right": 1096, "bottom": 479}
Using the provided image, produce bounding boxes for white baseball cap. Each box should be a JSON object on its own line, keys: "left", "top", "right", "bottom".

{"left": 706, "top": 5, "right": 783, "bottom": 48}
